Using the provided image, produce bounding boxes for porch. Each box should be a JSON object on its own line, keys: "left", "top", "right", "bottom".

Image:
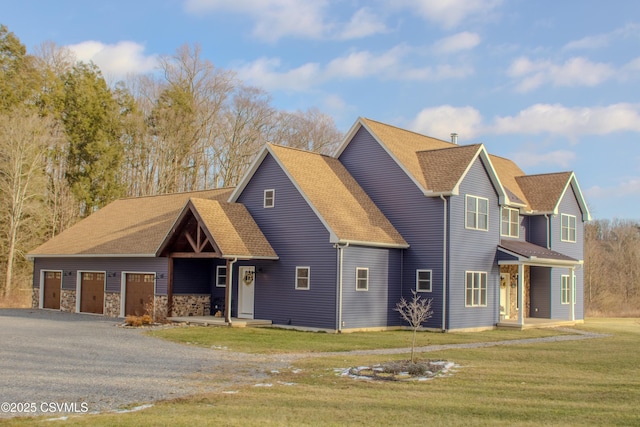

{"left": 497, "top": 317, "right": 584, "bottom": 330}
{"left": 168, "top": 315, "right": 273, "bottom": 328}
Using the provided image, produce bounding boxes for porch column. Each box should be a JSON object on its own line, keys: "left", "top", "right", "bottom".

{"left": 570, "top": 267, "right": 575, "bottom": 321}
{"left": 224, "top": 258, "right": 237, "bottom": 325}
{"left": 518, "top": 263, "right": 524, "bottom": 327}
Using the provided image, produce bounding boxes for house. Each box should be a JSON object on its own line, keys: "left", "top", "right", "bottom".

{"left": 28, "top": 117, "right": 590, "bottom": 332}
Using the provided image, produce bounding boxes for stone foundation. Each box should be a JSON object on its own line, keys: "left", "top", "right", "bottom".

{"left": 32, "top": 288, "right": 40, "bottom": 308}
{"left": 171, "top": 294, "right": 211, "bottom": 317}
{"left": 104, "top": 292, "right": 121, "bottom": 317}
{"left": 60, "top": 289, "right": 76, "bottom": 313}
{"left": 154, "top": 295, "right": 168, "bottom": 322}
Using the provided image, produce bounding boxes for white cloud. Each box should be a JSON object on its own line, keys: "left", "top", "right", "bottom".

{"left": 564, "top": 22, "right": 640, "bottom": 50}
{"left": 510, "top": 150, "right": 576, "bottom": 169}
{"left": 507, "top": 56, "right": 614, "bottom": 92}
{"left": 184, "top": 0, "right": 387, "bottom": 42}
{"left": 338, "top": 7, "right": 388, "bottom": 40}
{"left": 586, "top": 179, "right": 640, "bottom": 199}
{"left": 410, "top": 105, "right": 484, "bottom": 140}
{"left": 490, "top": 103, "right": 640, "bottom": 137}
{"left": 393, "top": 0, "right": 502, "bottom": 29}
{"left": 66, "top": 40, "right": 158, "bottom": 81}
{"left": 238, "top": 45, "right": 472, "bottom": 91}
{"left": 432, "top": 32, "right": 481, "bottom": 54}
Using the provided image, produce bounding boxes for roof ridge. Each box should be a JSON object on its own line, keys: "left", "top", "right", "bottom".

{"left": 415, "top": 143, "right": 482, "bottom": 154}
{"left": 117, "top": 187, "right": 234, "bottom": 201}
{"left": 516, "top": 171, "right": 573, "bottom": 179}
{"left": 362, "top": 117, "right": 455, "bottom": 146}
{"left": 269, "top": 143, "right": 335, "bottom": 159}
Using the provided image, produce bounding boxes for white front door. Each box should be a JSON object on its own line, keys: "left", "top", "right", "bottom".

{"left": 238, "top": 266, "right": 255, "bottom": 319}
{"left": 500, "top": 273, "right": 510, "bottom": 319}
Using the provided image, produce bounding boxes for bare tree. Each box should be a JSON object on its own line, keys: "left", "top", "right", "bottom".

{"left": 395, "top": 290, "right": 434, "bottom": 363}
{"left": 0, "top": 109, "right": 54, "bottom": 295}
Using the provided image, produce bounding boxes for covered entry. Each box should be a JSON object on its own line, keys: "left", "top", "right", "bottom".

{"left": 78, "top": 272, "right": 105, "bottom": 314}
{"left": 42, "top": 271, "right": 61, "bottom": 309}
{"left": 157, "top": 198, "right": 277, "bottom": 324}
{"left": 497, "top": 240, "right": 582, "bottom": 327}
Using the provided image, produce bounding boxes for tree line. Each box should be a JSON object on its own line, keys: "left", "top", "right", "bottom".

{"left": 0, "top": 25, "right": 343, "bottom": 297}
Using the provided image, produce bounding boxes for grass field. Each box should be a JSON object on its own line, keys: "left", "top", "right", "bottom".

{"left": 4, "top": 318, "right": 639, "bottom": 426}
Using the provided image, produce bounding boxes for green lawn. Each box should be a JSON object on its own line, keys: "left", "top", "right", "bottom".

{"left": 4, "top": 319, "right": 639, "bottom": 426}
{"left": 146, "top": 324, "right": 568, "bottom": 353}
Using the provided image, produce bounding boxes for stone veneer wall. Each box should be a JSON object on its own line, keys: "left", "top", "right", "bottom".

{"left": 32, "top": 288, "right": 39, "bottom": 308}
{"left": 501, "top": 265, "right": 530, "bottom": 318}
{"left": 104, "top": 292, "right": 120, "bottom": 317}
{"left": 171, "top": 294, "right": 211, "bottom": 317}
{"left": 60, "top": 289, "right": 76, "bottom": 313}
{"left": 154, "top": 295, "right": 168, "bottom": 322}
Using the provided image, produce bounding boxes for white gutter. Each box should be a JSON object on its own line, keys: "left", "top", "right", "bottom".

{"left": 440, "top": 195, "right": 448, "bottom": 332}
{"left": 225, "top": 257, "right": 238, "bottom": 325}
{"left": 335, "top": 242, "right": 349, "bottom": 333}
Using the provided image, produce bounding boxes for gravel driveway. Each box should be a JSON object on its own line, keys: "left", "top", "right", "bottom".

{"left": 0, "top": 309, "right": 288, "bottom": 419}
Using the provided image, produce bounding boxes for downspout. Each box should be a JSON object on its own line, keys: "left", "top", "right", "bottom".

{"left": 440, "top": 195, "right": 448, "bottom": 332}
{"left": 225, "top": 257, "right": 237, "bottom": 326}
{"left": 544, "top": 214, "right": 551, "bottom": 249}
{"left": 335, "top": 243, "right": 349, "bottom": 333}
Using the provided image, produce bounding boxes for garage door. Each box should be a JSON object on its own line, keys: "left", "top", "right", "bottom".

{"left": 125, "top": 273, "right": 154, "bottom": 316}
{"left": 43, "top": 271, "right": 61, "bottom": 309}
{"left": 80, "top": 272, "right": 105, "bottom": 314}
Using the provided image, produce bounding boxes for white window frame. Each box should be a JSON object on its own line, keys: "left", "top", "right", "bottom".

{"left": 501, "top": 207, "right": 519, "bottom": 238}
{"left": 466, "top": 195, "right": 489, "bottom": 231}
{"left": 295, "top": 266, "right": 310, "bottom": 290}
{"left": 561, "top": 214, "right": 577, "bottom": 242}
{"left": 416, "top": 270, "right": 432, "bottom": 292}
{"left": 356, "top": 268, "right": 369, "bottom": 291}
{"left": 465, "top": 271, "right": 488, "bottom": 307}
{"left": 561, "top": 274, "right": 576, "bottom": 304}
{"left": 264, "top": 189, "right": 275, "bottom": 208}
{"left": 215, "top": 265, "right": 227, "bottom": 288}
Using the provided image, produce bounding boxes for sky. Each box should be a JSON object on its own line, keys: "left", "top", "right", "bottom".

{"left": 3, "top": 0, "right": 640, "bottom": 220}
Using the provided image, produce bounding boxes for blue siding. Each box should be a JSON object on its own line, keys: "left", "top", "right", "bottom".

{"left": 550, "top": 266, "right": 584, "bottom": 320}
{"left": 173, "top": 258, "right": 211, "bottom": 294}
{"left": 339, "top": 127, "right": 445, "bottom": 329}
{"left": 237, "top": 153, "right": 337, "bottom": 329}
{"left": 530, "top": 266, "right": 551, "bottom": 318}
{"left": 340, "top": 245, "right": 401, "bottom": 329}
{"left": 32, "top": 257, "right": 168, "bottom": 294}
{"left": 448, "top": 158, "right": 501, "bottom": 330}
{"left": 528, "top": 215, "right": 549, "bottom": 247}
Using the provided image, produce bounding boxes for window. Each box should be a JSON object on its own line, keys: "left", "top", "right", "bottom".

{"left": 264, "top": 189, "right": 275, "bottom": 208}
{"left": 295, "top": 267, "right": 310, "bottom": 290}
{"left": 561, "top": 214, "right": 576, "bottom": 242}
{"left": 501, "top": 207, "right": 519, "bottom": 238}
{"left": 465, "top": 271, "right": 487, "bottom": 307}
{"left": 561, "top": 274, "right": 576, "bottom": 304}
{"left": 416, "top": 270, "right": 432, "bottom": 292}
{"left": 216, "top": 265, "right": 227, "bottom": 288}
{"left": 356, "top": 268, "right": 369, "bottom": 291}
{"left": 466, "top": 195, "right": 489, "bottom": 231}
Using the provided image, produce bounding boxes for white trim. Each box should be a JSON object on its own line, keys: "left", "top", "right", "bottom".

{"left": 335, "top": 239, "right": 409, "bottom": 249}
{"left": 120, "top": 271, "right": 156, "bottom": 318}
{"left": 561, "top": 213, "right": 577, "bottom": 243}
{"left": 76, "top": 270, "right": 106, "bottom": 314}
{"left": 263, "top": 189, "right": 275, "bottom": 208}
{"left": 356, "top": 267, "right": 369, "bottom": 291}
{"left": 501, "top": 206, "right": 520, "bottom": 238}
{"left": 465, "top": 195, "right": 489, "bottom": 231}
{"left": 464, "top": 271, "right": 488, "bottom": 307}
{"left": 229, "top": 146, "right": 270, "bottom": 202}
{"left": 295, "top": 266, "right": 310, "bottom": 290}
{"left": 215, "top": 265, "right": 227, "bottom": 288}
{"left": 28, "top": 254, "right": 156, "bottom": 260}
{"left": 561, "top": 274, "right": 577, "bottom": 305}
{"left": 416, "top": 269, "right": 432, "bottom": 292}
{"left": 552, "top": 172, "right": 592, "bottom": 221}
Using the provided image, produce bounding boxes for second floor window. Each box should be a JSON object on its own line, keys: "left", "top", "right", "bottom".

{"left": 466, "top": 195, "right": 489, "bottom": 231}
{"left": 264, "top": 189, "right": 275, "bottom": 208}
{"left": 501, "top": 207, "right": 519, "bottom": 238}
{"left": 561, "top": 214, "right": 576, "bottom": 242}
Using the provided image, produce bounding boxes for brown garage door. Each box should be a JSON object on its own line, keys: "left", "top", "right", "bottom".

{"left": 125, "top": 273, "right": 154, "bottom": 316}
{"left": 43, "top": 271, "right": 61, "bottom": 309}
{"left": 80, "top": 272, "right": 105, "bottom": 314}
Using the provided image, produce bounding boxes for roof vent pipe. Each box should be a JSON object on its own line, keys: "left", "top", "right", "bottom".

{"left": 450, "top": 133, "right": 458, "bottom": 144}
